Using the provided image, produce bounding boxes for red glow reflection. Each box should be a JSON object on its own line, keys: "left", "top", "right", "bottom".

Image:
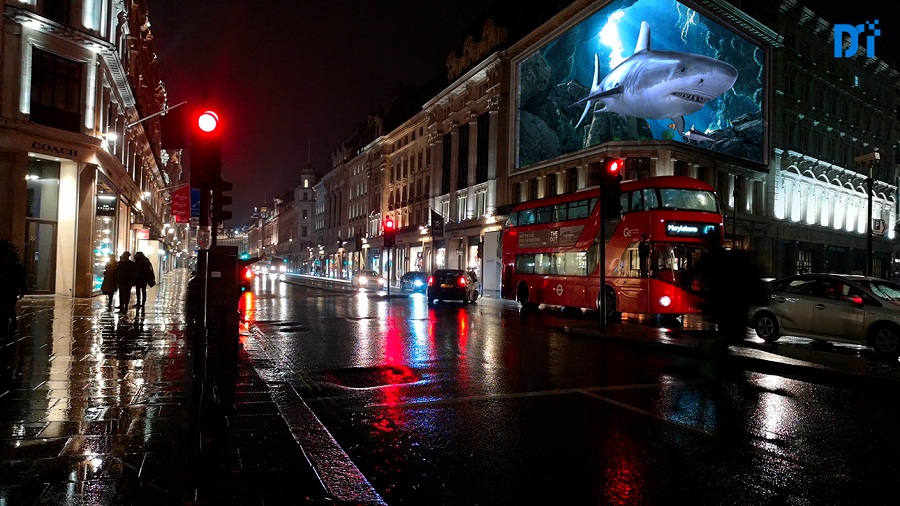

{"left": 239, "top": 291, "right": 255, "bottom": 328}
{"left": 602, "top": 437, "right": 645, "bottom": 505}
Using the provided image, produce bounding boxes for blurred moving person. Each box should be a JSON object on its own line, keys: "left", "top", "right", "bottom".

{"left": 101, "top": 255, "right": 118, "bottom": 309}
{"left": 116, "top": 252, "right": 136, "bottom": 313}
{"left": 0, "top": 239, "right": 27, "bottom": 332}
{"left": 133, "top": 252, "right": 156, "bottom": 310}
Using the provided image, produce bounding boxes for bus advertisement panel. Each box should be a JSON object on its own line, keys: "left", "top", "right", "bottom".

{"left": 501, "top": 176, "right": 723, "bottom": 317}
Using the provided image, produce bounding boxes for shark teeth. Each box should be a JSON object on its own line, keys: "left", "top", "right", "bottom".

{"left": 672, "top": 92, "right": 709, "bottom": 104}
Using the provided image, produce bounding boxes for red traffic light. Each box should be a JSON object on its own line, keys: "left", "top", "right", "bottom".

{"left": 197, "top": 110, "right": 219, "bottom": 133}
{"left": 385, "top": 217, "right": 395, "bottom": 230}
{"left": 606, "top": 158, "right": 624, "bottom": 175}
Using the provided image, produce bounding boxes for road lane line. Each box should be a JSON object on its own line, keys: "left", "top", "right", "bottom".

{"left": 243, "top": 332, "right": 386, "bottom": 506}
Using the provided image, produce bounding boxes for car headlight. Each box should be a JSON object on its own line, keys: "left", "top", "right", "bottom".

{"left": 658, "top": 295, "right": 672, "bottom": 307}
{"left": 378, "top": 278, "right": 386, "bottom": 285}
{"left": 359, "top": 276, "right": 367, "bottom": 284}
{"left": 414, "top": 279, "right": 423, "bottom": 287}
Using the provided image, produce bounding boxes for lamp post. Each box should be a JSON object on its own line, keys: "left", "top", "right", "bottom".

{"left": 856, "top": 152, "right": 881, "bottom": 277}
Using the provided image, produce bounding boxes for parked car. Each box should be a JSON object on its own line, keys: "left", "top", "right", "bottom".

{"left": 750, "top": 273, "right": 900, "bottom": 355}
{"left": 427, "top": 269, "right": 478, "bottom": 305}
{"left": 351, "top": 270, "right": 387, "bottom": 291}
{"left": 400, "top": 271, "right": 428, "bottom": 293}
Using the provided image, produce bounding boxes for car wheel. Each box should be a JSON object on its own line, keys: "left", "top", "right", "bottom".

{"left": 753, "top": 312, "right": 780, "bottom": 343}
{"left": 870, "top": 323, "right": 900, "bottom": 356}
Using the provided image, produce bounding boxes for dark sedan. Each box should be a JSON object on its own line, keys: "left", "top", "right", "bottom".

{"left": 400, "top": 271, "right": 428, "bottom": 293}
{"left": 426, "top": 269, "right": 478, "bottom": 305}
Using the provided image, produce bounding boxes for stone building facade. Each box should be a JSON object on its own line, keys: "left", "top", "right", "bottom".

{"left": 1, "top": 0, "right": 176, "bottom": 296}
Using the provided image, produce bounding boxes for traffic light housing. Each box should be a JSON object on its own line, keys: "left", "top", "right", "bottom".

{"left": 212, "top": 179, "right": 233, "bottom": 226}
{"left": 384, "top": 217, "right": 397, "bottom": 247}
{"left": 600, "top": 157, "right": 624, "bottom": 220}
{"left": 190, "top": 108, "right": 222, "bottom": 189}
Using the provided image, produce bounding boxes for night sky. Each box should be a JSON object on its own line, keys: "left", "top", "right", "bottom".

{"left": 149, "top": 0, "right": 489, "bottom": 223}
{"left": 148, "top": 1, "right": 898, "bottom": 225}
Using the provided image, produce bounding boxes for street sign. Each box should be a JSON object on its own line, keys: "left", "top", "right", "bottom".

{"left": 872, "top": 218, "right": 886, "bottom": 236}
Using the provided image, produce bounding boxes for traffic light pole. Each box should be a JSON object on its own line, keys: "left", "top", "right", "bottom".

{"left": 599, "top": 218, "right": 607, "bottom": 327}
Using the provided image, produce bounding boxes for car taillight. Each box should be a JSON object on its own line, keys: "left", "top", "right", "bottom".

{"left": 244, "top": 268, "right": 253, "bottom": 280}
{"left": 427, "top": 276, "right": 434, "bottom": 286}
{"left": 458, "top": 276, "right": 467, "bottom": 287}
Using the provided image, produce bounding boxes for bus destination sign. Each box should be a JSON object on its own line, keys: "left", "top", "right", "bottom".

{"left": 665, "top": 222, "right": 718, "bottom": 238}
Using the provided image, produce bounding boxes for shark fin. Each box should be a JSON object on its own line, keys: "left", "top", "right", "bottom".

{"left": 575, "top": 102, "right": 593, "bottom": 129}
{"left": 574, "top": 54, "right": 603, "bottom": 128}
{"left": 671, "top": 117, "right": 685, "bottom": 134}
{"left": 634, "top": 21, "right": 651, "bottom": 53}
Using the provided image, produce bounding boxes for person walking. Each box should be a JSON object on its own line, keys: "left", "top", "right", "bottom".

{"left": 133, "top": 251, "right": 155, "bottom": 310}
{"left": 0, "top": 239, "right": 28, "bottom": 332}
{"left": 101, "top": 254, "right": 118, "bottom": 309}
{"left": 116, "top": 252, "right": 136, "bottom": 313}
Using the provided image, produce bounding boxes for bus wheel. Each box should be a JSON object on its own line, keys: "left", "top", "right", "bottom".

{"left": 599, "top": 286, "right": 620, "bottom": 321}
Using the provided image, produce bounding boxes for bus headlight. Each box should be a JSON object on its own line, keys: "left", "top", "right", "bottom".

{"left": 658, "top": 295, "right": 672, "bottom": 307}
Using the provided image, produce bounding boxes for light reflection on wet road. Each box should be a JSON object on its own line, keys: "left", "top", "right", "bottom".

{"left": 246, "top": 276, "right": 900, "bottom": 504}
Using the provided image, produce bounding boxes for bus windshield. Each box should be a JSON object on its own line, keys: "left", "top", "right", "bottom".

{"left": 656, "top": 188, "right": 718, "bottom": 212}
{"left": 648, "top": 243, "right": 707, "bottom": 285}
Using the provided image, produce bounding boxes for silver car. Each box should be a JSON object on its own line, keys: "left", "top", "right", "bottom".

{"left": 751, "top": 274, "right": 900, "bottom": 355}
{"left": 351, "top": 270, "right": 387, "bottom": 291}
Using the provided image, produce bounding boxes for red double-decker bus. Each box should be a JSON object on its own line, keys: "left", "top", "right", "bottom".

{"left": 501, "top": 175, "right": 723, "bottom": 318}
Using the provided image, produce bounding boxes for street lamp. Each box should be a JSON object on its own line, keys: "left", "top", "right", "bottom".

{"left": 856, "top": 151, "right": 881, "bottom": 277}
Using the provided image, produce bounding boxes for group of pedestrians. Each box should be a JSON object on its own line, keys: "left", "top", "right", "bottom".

{"left": 101, "top": 251, "right": 155, "bottom": 313}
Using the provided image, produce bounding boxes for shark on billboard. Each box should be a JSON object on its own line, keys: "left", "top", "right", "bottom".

{"left": 516, "top": 0, "right": 764, "bottom": 167}
{"left": 573, "top": 21, "right": 739, "bottom": 135}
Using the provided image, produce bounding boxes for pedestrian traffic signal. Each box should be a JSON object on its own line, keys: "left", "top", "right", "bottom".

{"left": 212, "top": 179, "right": 233, "bottom": 226}
{"left": 190, "top": 108, "right": 222, "bottom": 189}
{"left": 600, "top": 157, "right": 624, "bottom": 220}
{"left": 384, "top": 217, "right": 397, "bottom": 247}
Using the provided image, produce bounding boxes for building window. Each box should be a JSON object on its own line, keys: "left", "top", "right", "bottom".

{"left": 457, "top": 124, "right": 469, "bottom": 189}
{"left": 476, "top": 113, "right": 489, "bottom": 183}
{"left": 442, "top": 133, "right": 452, "bottom": 194}
{"left": 514, "top": 182, "right": 522, "bottom": 203}
{"left": 566, "top": 168, "right": 578, "bottom": 193}
{"left": 30, "top": 48, "right": 83, "bottom": 132}
{"left": 529, "top": 179, "right": 539, "bottom": 200}
{"left": 547, "top": 173, "right": 558, "bottom": 197}
{"left": 43, "top": 0, "right": 69, "bottom": 24}
{"left": 457, "top": 194, "right": 467, "bottom": 222}
{"left": 797, "top": 250, "right": 812, "bottom": 274}
{"left": 476, "top": 191, "right": 486, "bottom": 218}
{"left": 302, "top": 226, "right": 308, "bottom": 236}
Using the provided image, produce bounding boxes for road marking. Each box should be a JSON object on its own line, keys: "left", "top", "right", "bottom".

{"left": 243, "top": 332, "right": 386, "bottom": 506}
{"left": 356, "top": 382, "right": 667, "bottom": 410}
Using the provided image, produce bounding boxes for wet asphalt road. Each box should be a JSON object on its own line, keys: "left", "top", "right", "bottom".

{"left": 244, "top": 275, "right": 900, "bottom": 505}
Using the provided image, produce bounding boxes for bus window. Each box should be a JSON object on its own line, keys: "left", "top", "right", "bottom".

{"left": 537, "top": 207, "right": 553, "bottom": 224}
{"left": 516, "top": 254, "right": 535, "bottom": 274}
{"left": 568, "top": 199, "right": 590, "bottom": 219}
{"left": 629, "top": 191, "right": 642, "bottom": 211}
{"left": 552, "top": 204, "right": 567, "bottom": 222}
{"left": 643, "top": 189, "right": 659, "bottom": 209}
{"left": 652, "top": 244, "right": 705, "bottom": 284}
{"left": 520, "top": 209, "right": 536, "bottom": 225}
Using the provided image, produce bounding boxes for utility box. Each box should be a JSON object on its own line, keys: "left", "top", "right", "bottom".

{"left": 206, "top": 245, "right": 238, "bottom": 312}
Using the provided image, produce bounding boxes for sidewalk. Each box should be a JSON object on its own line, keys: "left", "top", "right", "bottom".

{"left": 0, "top": 269, "right": 328, "bottom": 505}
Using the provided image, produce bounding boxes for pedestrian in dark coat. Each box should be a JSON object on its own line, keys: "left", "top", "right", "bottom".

{"left": 133, "top": 252, "right": 155, "bottom": 309}
{"left": 0, "top": 239, "right": 28, "bottom": 331}
{"left": 101, "top": 255, "right": 118, "bottom": 308}
{"left": 116, "top": 252, "right": 136, "bottom": 313}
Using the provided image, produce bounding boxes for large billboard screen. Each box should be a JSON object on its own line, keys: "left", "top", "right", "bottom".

{"left": 516, "top": 0, "right": 765, "bottom": 167}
